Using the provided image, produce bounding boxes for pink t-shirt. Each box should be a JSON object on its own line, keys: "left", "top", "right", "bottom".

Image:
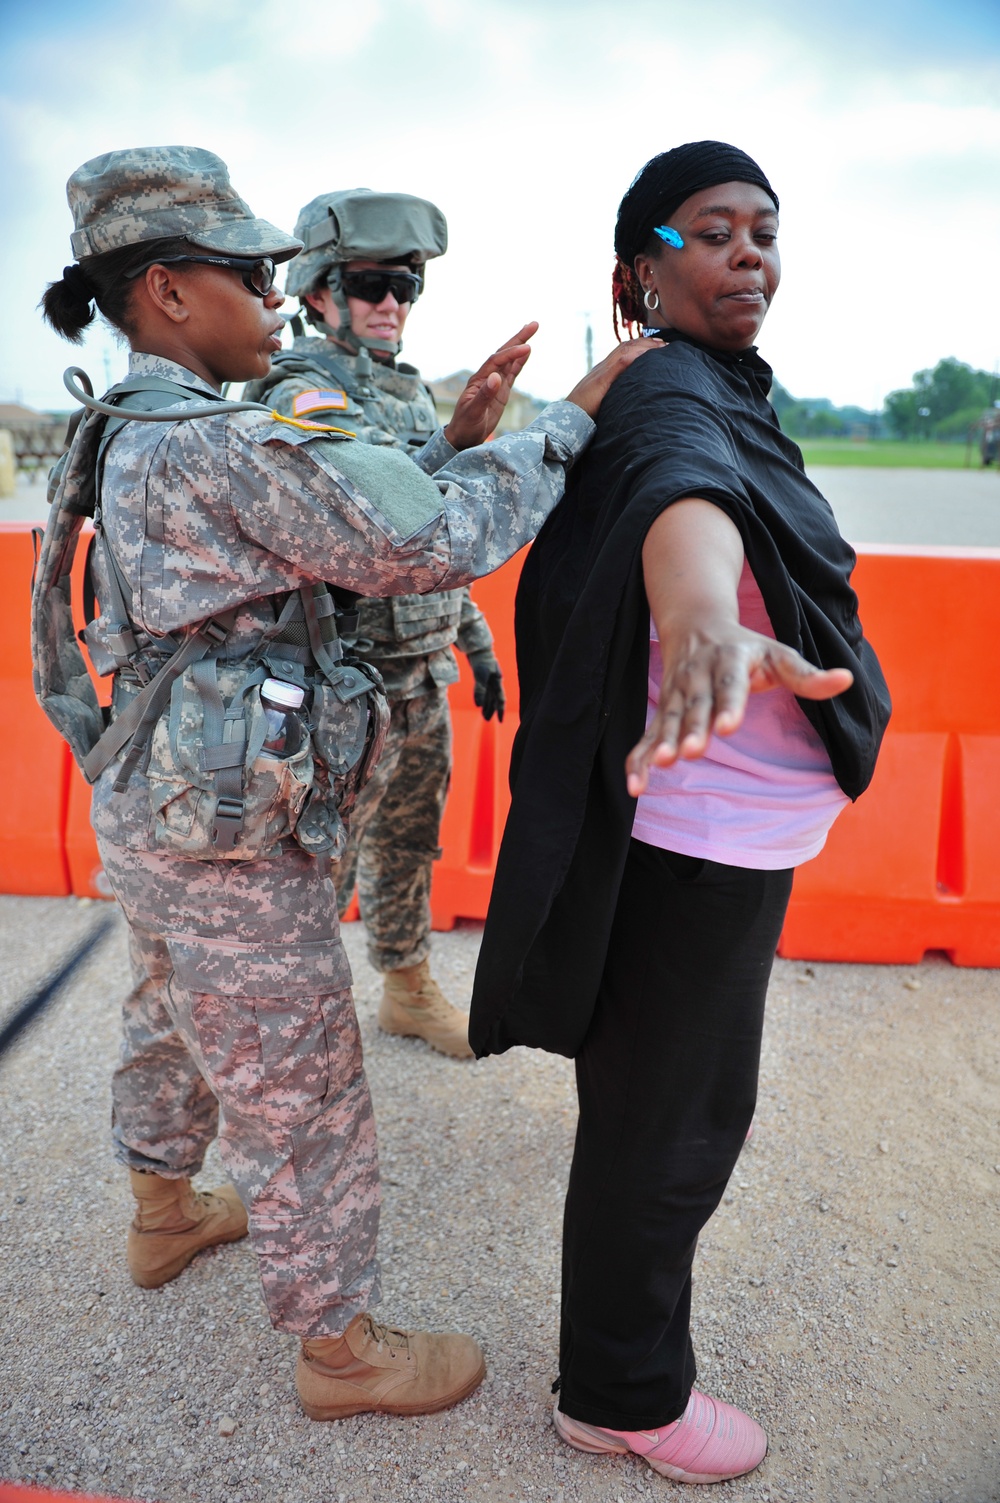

{"left": 631, "top": 562, "right": 849, "bottom": 869}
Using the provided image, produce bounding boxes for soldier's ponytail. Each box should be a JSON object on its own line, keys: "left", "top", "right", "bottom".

{"left": 41, "top": 236, "right": 195, "bottom": 344}
{"left": 41, "top": 264, "right": 99, "bottom": 344}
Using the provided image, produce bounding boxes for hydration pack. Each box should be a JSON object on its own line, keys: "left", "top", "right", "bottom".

{"left": 31, "top": 375, "right": 388, "bottom": 861}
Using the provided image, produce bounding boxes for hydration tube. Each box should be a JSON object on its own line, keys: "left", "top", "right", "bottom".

{"left": 63, "top": 366, "right": 272, "bottom": 421}
{"left": 63, "top": 367, "right": 356, "bottom": 437}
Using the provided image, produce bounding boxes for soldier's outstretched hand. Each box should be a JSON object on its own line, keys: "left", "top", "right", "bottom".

{"left": 443, "top": 323, "right": 538, "bottom": 450}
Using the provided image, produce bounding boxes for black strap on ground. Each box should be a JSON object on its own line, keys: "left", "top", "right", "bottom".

{"left": 0, "top": 913, "right": 115, "bottom": 1062}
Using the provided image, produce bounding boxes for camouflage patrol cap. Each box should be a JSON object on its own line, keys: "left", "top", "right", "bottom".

{"left": 67, "top": 145, "right": 302, "bottom": 263}
{"left": 284, "top": 188, "right": 447, "bottom": 298}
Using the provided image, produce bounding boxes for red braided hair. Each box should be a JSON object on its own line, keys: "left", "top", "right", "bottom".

{"left": 612, "top": 257, "right": 645, "bottom": 341}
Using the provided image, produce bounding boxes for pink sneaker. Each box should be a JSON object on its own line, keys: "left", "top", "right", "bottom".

{"left": 553, "top": 1388, "right": 767, "bottom": 1484}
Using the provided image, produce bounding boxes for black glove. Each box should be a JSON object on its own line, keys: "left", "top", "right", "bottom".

{"left": 468, "top": 650, "right": 505, "bottom": 722}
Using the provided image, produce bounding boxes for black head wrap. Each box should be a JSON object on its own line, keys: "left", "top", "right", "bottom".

{"left": 611, "top": 140, "right": 778, "bottom": 336}
{"left": 614, "top": 140, "right": 778, "bottom": 264}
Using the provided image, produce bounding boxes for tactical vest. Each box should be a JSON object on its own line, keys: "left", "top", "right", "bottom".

{"left": 31, "top": 376, "right": 388, "bottom": 863}
{"left": 245, "top": 338, "right": 438, "bottom": 452}
{"left": 246, "top": 340, "right": 467, "bottom": 674}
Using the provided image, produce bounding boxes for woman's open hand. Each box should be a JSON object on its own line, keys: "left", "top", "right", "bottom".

{"left": 627, "top": 497, "right": 854, "bottom": 797}
{"left": 565, "top": 336, "right": 661, "bottom": 419}
{"left": 443, "top": 323, "right": 538, "bottom": 450}
{"left": 625, "top": 622, "right": 854, "bottom": 797}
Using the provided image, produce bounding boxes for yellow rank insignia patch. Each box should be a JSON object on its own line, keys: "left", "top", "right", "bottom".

{"left": 292, "top": 388, "right": 349, "bottom": 417}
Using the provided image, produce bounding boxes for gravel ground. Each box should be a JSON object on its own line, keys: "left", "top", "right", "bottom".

{"left": 0, "top": 895, "right": 998, "bottom": 1503}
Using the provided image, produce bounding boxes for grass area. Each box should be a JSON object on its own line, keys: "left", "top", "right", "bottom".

{"left": 797, "top": 438, "right": 981, "bottom": 469}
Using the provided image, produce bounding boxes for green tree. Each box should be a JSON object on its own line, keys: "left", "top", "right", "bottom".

{"left": 884, "top": 359, "right": 995, "bottom": 438}
{"left": 884, "top": 387, "right": 919, "bottom": 438}
{"left": 768, "top": 380, "right": 795, "bottom": 417}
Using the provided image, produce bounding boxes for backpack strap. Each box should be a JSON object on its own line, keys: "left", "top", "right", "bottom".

{"left": 90, "top": 378, "right": 239, "bottom": 686}
{"left": 81, "top": 612, "right": 236, "bottom": 787}
{"left": 95, "top": 377, "right": 223, "bottom": 469}
{"left": 187, "top": 653, "right": 268, "bottom": 852}
{"left": 78, "top": 379, "right": 245, "bottom": 783}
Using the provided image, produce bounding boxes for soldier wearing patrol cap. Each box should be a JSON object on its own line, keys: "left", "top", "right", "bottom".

{"left": 35, "top": 143, "right": 654, "bottom": 1423}
{"left": 245, "top": 189, "right": 503, "bottom": 1062}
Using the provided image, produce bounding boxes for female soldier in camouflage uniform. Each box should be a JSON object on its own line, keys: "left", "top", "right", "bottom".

{"left": 246, "top": 188, "right": 504, "bottom": 1060}
{"left": 37, "top": 144, "right": 654, "bottom": 1422}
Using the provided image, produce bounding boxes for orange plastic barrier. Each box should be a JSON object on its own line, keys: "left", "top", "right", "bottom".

{"left": 0, "top": 524, "right": 72, "bottom": 895}
{"left": 337, "top": 553, "right": 524, "bottom": 927}
{"left": 433, "top": 545, "right": 1000, "bottom": 969}
{"left": 428, "top": 551, "right": 523, "bottom": 928}
{"left": 778, "top": 546, "right": 1000, "bottom": 965}
{"left": 3, "top": 520, "right": 1000, "bottom": 966}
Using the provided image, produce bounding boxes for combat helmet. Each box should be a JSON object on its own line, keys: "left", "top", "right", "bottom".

{"left": 286, "top": 188, "right": 447, "bottom": 356}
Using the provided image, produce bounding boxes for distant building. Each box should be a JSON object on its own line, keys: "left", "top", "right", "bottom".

{"left": 426, "top": 372, "right": 547, "bottom": 436}
{"left": 0, "top": 402, "right": 69, "bottom": 479}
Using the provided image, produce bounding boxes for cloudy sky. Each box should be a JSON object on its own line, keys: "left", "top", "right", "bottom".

{"left": 2, "top": 0, "right": 998, "bottom": 413}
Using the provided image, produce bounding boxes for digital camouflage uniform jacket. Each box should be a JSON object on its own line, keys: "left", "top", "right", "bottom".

{"left": 252, "top": 335, "right": 494, "bottom": 699}
{"left": 86, "top": 352, "right": 593, "bottom": 836}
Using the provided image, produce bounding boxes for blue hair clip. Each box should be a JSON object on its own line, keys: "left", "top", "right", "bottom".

{"left": 653, "top": 226, "right": 684, "bottom": 249}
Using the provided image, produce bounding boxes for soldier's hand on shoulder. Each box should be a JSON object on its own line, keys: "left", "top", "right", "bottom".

{"left": 565, "top": 336, "right": 661, "bottom": 419}
{"left": 443, "top": 323, "right": 539, "bottom": 451}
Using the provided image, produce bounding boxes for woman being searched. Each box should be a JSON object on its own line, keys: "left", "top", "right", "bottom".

{"left": 470, "top": 141, "right": 891, "bottom": 1483}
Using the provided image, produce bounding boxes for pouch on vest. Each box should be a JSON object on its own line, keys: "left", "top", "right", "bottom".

{"left": 389, "top": 591, "right": 464, "bottom": 652}
{"left": 144, "top": 659, "right": 315, "bottom": 860}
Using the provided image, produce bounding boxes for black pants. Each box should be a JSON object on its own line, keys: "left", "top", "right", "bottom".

{"left": 558, "top": 839, "right": 794, "bottom": 1431}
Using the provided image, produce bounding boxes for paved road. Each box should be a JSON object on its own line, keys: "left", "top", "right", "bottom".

{"left": 5, "top": 465, "right": 1000, "bottom": 548}
{"left": 1, "top": 473, "right": 50, "bottom": 522}
{"left": 809, "top": 465, "right": 1000, "bottom": 548}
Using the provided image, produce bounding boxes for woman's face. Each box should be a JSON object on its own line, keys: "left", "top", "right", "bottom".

{"left": 131, "top": 262, "right": 286, "bottom": 389}
{"left": 633, "top": 181, "right": 780, "bottom": 351}
{"left": 306, "top": 259, "right": 413, "bottom": 347}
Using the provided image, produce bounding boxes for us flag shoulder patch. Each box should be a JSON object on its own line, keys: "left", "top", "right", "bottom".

{"left": 292, "top": 388, "right": 349, "bottom": 417}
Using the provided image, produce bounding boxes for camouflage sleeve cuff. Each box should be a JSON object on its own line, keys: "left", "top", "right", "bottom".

{"left": 522, "top": 400, "right": 596, "bottom": 465}
{"left": 412, "top": 427, "right": 459, "bottom": 475}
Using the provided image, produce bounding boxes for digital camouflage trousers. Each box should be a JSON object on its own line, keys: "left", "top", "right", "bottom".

{"left": 332, "top": 686, "right": 452, "bottom": 973}
{"left": 93, "top": 768, "right": 381, "bottom": 1338}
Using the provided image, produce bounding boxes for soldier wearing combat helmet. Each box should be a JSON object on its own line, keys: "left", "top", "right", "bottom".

{"left": 247, "top": 189, "right": 505, "bottom": 1061}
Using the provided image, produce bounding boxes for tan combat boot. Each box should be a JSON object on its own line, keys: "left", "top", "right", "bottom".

{"left": 126, "top": 1169, "right": 248, "bottom": 1289}
{"left": 378, "top": 959, "right": 474, "bottom": 1059}
{"left": 296, "top": 1312, "right": 486, "bottom": 1420}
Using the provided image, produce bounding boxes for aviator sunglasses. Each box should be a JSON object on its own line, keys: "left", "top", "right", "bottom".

{"left": 125, "top": 254, "right": 278, "bottom": 298}
{"left": 338, "top": 268, "right": 422, "bottom": 305}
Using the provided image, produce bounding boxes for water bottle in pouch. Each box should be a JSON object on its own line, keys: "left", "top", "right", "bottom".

{"left": 260, "top": 678, "right": 305, "bottom": 758}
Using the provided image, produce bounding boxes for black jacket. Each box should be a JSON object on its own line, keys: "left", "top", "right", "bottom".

{"left": 469, "top": 334, "right": 891, "bottom": 1061}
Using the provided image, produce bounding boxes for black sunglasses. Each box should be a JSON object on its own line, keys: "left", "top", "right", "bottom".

{"left": 339, "top": 269, "right": 421, "bottom": 305}
{"left": 125, "top": 254, "right": 278, "bottom": 298}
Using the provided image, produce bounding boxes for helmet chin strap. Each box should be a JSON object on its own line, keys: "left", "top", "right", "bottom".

{"left": 320, "top": 276, "right": 402, "bottom": 359}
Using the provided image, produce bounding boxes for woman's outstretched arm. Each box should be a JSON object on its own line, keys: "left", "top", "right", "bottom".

{"left": 626, "top": 498, "right": 854, "bottom": 796}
